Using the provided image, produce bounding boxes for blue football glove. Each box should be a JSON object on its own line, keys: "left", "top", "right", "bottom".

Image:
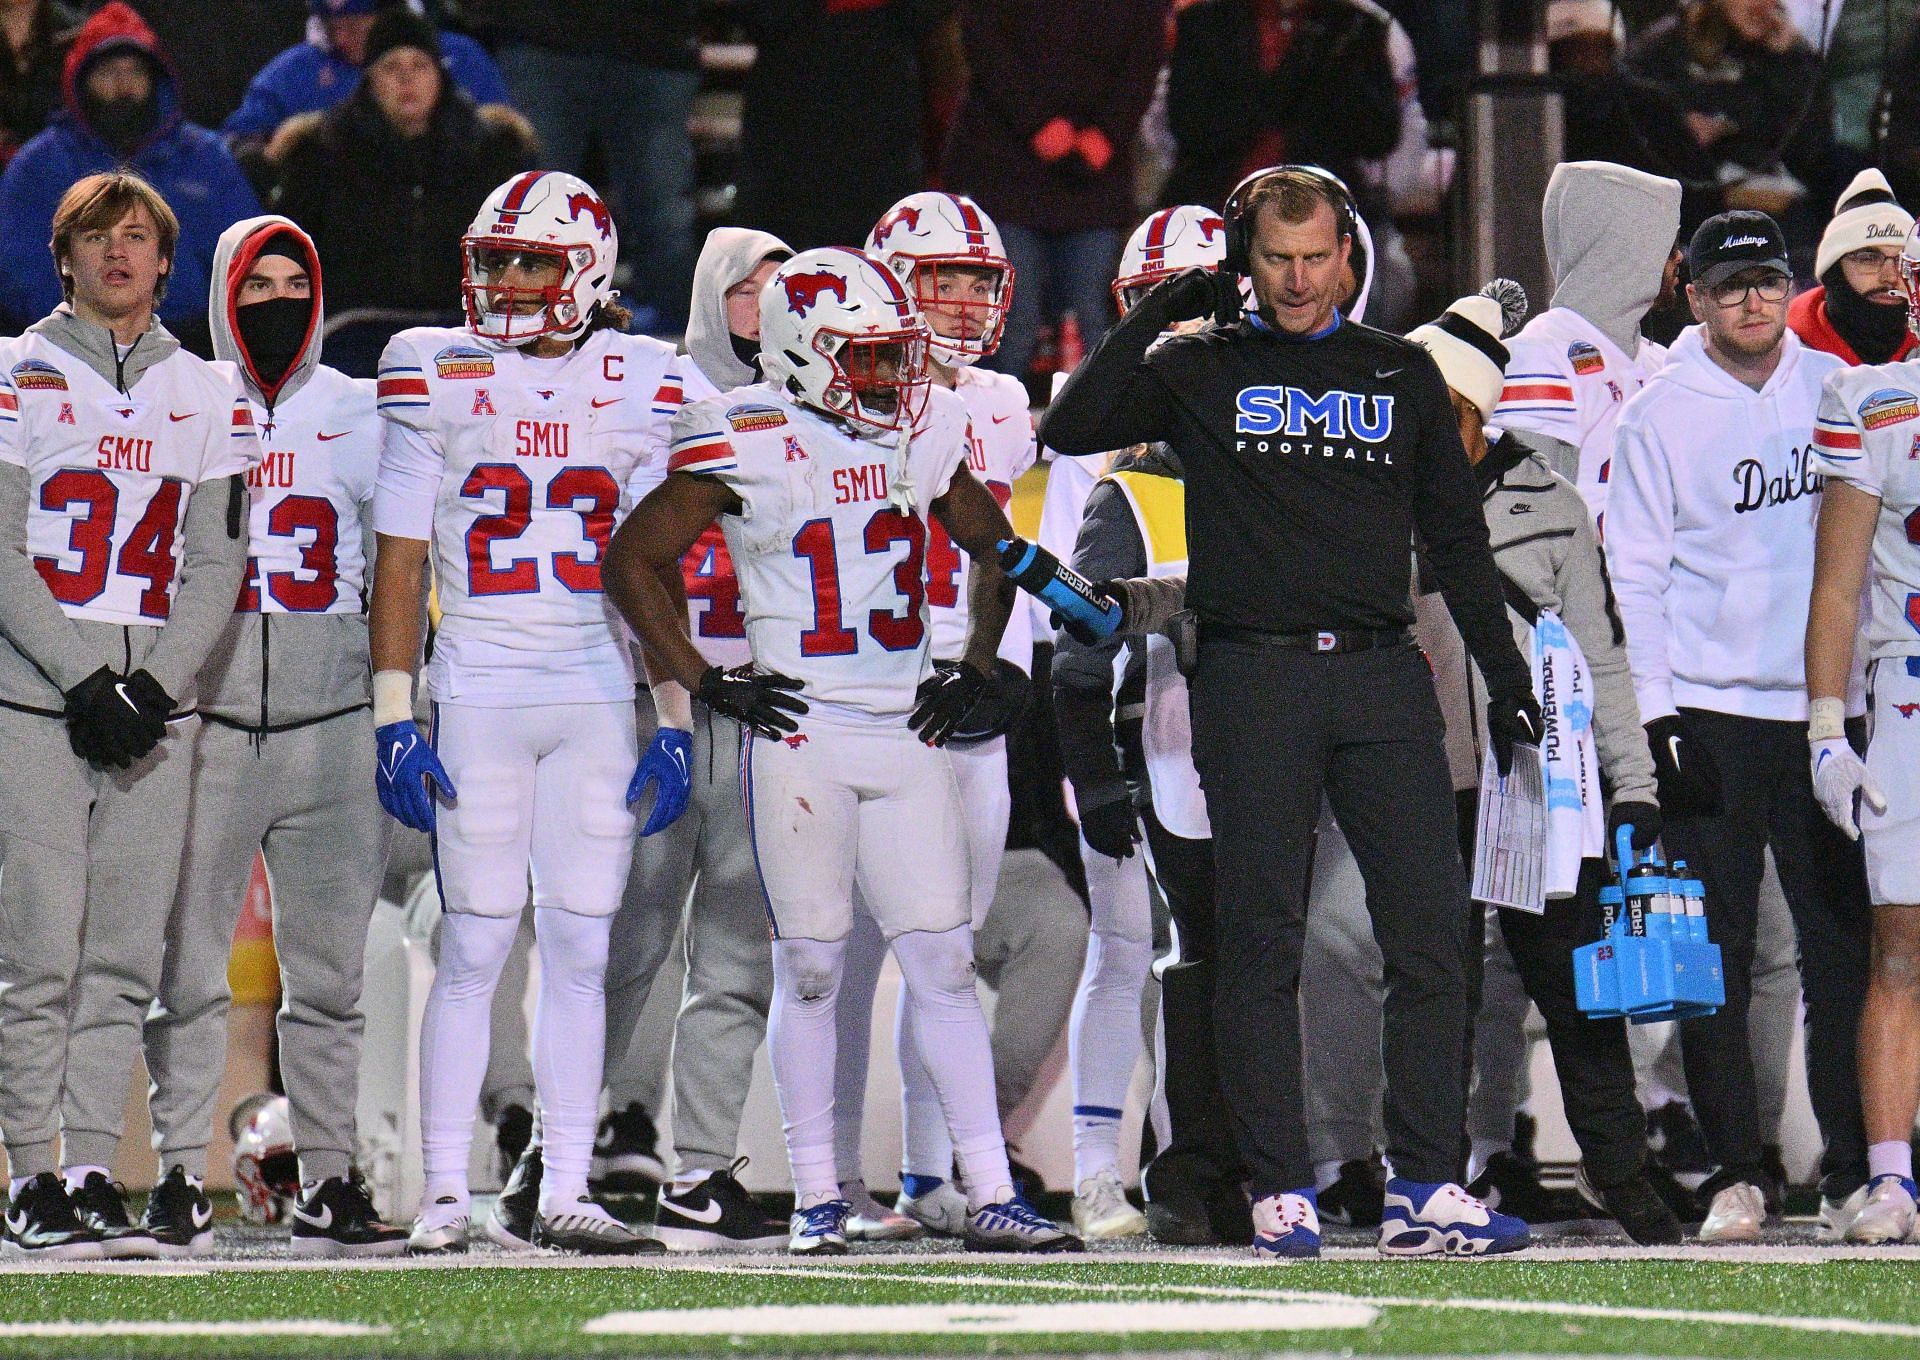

{"left": 628, "top": 727, "right": 693, "bottom": 835}
{"left": 996, "top": 536, "right": 1122, "bottom": 644}
{"left": 375, "top": 719, "right": 457, "bottom": 833}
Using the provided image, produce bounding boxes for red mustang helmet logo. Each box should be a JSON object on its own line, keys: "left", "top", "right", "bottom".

{"left": 872, "top": 205, "right": 921, "bottom": 247}
{"left": 566, "top": 191, "right": 613, "bottom": 241}
{"left": 1197, "top": 214, "right": 1225, "bottom": 241}
{"left": 782, "top": 271, "right": 848, "bottom": 317}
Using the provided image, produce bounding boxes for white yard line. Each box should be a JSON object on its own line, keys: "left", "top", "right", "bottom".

{"left": 0, "top": 1320, "right": 388, "bottom": 1337}
{"left": 582, "top": 1300, "right": 1379, "bottom": 1336}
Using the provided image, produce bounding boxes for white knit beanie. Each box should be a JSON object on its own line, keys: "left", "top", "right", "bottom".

{"left": 1409, "top": 294, "right": 1512, "bottom": 423}
{"left": 1816, "top": 169, "right": 1913, "bottom": 280}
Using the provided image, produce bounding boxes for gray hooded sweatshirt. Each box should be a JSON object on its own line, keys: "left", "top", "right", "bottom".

{"left": 198, "top": 214, "right": 378, "bottom": 732}
{"left": 1543, "top": 160, "right": 1684, "bottom": 358}
{"left": 683, "top": 227, "right": 792, "bottom": 392}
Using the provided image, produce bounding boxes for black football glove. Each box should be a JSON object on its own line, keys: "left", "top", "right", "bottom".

{"left": 1485, "top": 688, "right": 1544, "bottom": 778}
{"left": 1078, "top": 794, "right": 1139, "bottom": 861}
{"left": 63, "top": 665, "right": 167, "bottom": 769}
{"left": 1140, "top": 266, "right": 1220, "bottom": 326}
{"left": 696, "top": 664, "right": 808, "bottom": 739}
{"left": 911, "top": 660, "right": 991, "bottom": 747}
{"left": 120, "top": 669, "right": 175, "bottom": 722}
{"left": 1644, "top": 713, "right": 1723, "bottom": 816}
{"left": 1607, "top": 799, "right": 1664, "bottom": 853}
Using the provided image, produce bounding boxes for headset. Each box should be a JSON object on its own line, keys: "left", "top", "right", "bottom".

{"left": 1216, "top": 163, "right": 1360, "bottom": 326}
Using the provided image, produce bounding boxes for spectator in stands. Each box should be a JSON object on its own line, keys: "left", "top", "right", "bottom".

{"left": 1788, "top": 168, "right": 1917, "bottom": 366}
{"left": 1821, "top": 0, "right": 1916, "bottom": 187}
{"left": 1625, "top": 0, "right": 1833, "bottom": 260}
{"left": 1872, "top": 10, "right": 1920, "bottom": 210}
{"left": 0, "top": 2, "right": 261, "bottom": 345}
{"left": 735, "top": 0, "right": 952, "bottom": 257}
{"left": 268, "top": 7, "right": 536, "bottom": 318}
{"left": 0, "top": 0, "right": 80, "bottom": 168}
{"left": 467, "top": 0, "right": 700, "bottom": 335}
{"left": 134, "top": 1, "right": 308, "bottom": 133}
{"left": 1163, "top": 0, "right": 1401, "bottom": 220}
{"left": 944, "top": 0, "right": 1167, "bottom": 383}
{"left": 223, "top": 0, "right": 509, "bottom": 168}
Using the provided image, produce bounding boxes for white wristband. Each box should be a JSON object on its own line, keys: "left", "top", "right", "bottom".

{"left": 1807, "top": 695, "right": 1847, "bottom": 744}
{"left": 373, "top": 670, "right": 414, "bottom": 727}
{"left": 650, "top": 678, "right": 693, "bottom": 731}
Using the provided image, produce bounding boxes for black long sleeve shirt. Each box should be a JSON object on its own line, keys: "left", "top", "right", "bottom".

{"left": 1040, "top": 302, "right": 1533, "bottom": 699}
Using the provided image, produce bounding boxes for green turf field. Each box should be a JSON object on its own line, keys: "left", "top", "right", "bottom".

{"left": 4, "top": 1252, "right": 1920, "bottom": 1359}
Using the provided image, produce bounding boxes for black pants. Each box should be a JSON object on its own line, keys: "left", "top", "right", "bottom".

{"left": 1191, "top": 637, "right": 1471, "bottom": 1193}
{"left": 1140, "top": 811, "right": 1243, "bottom": 1186}
{"left": 1461, "top": 853, "right": 1651, "bottom": 1189}
{"left": 1663, "top": 708, "right": 1871, "bottom": 1186}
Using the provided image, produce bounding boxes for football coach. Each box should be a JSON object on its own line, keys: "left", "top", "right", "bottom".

{"left": 1040, "top": 167, "right": 1542, "bottom": 1258}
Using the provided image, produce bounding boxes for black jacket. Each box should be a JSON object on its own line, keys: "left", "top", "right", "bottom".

{"left": 270, "top": 86, "right": 536, "bottom": 315}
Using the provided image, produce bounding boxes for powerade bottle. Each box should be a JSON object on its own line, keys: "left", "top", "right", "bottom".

{"left": 1623, "top": 852, "right": 1663, "bottom": 939}
{"left": 1672, "top": 860, "right": 1708, "bottom": 942}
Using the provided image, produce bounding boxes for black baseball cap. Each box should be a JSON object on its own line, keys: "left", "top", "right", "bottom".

{"left": 1689, "top": 210, "right": 1790, "bottom": 289}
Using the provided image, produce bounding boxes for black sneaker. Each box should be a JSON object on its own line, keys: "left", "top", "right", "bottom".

{"left": 1318, "top": 1158, "right": 1386, "bottom": 1228}
{"left": 138, "top": 1165, "right": 215, "bottom": 1259}
{"left": 3, "top": 1172, "right": 103, "bottom": 1260}
{"left": 653, "top": 1157, "right": 787, "bottom": 1250}
{"left": 70, "top": 1172, "right": 160, "bottom": 1259}
{"left": 1466, "top": 1151, "right": 1586, "bottom": 1223}
{"left": 1646, "top": 1100, "right": 1713, "bottom": 1185}
{"left": 1575, "top": 1165, "right": 1684, "bottom": 1246}
{"left": 494, "top": 1103, "right": 533, "bottom": 1184}
{"left": 290, "top": 1172, "right": 407, "bottom": 1258}
{"left": 486, "top": 1144, "right": 541, "bottom": 1251}
{"left": 590, "top": 1102, "right": 667, "bottom": 1193}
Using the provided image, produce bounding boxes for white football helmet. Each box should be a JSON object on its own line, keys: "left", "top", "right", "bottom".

{"left": 759, "top": 246, "right": 931, "bottom": 439}
{"left": 1113, "top": 205, "right": 1228, "bottom": 313}
{"left": 1902, "top": 221, "right": 1920, "bottom": 338}
{"left": 864, "top": 192, "right": 1014, "bottom": 366}
{"left": 230, "top": 1093, "right": 299, "bottom": 1226}
{"left": 461, "top": 170, "right": 619, "bottom": 345}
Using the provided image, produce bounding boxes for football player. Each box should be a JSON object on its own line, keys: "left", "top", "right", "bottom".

{"left": 603, "top": 247, "right": 1088, "bottom": 1255}
{"left": 367, "top": 171, "right": 697, "bottom": 1256}
{"left": 0, "top": 172, "right": 255, "bottom": 1259}
{"left": 141, "top": 214, "right": 403, "bottom": 1258}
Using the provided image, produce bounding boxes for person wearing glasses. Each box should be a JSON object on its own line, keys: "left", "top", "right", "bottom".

{"left": 1788, "top": 169, "right": 1916, "bottom": 368}
{"left": 1607, "top": 210, "right": 1874, "bottom": 1243}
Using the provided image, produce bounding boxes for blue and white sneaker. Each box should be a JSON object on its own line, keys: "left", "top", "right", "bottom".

{"left": 965, "top": 1195, "right": 1083, "bottom": 1253}
{"left": 1845, "top": 1173, "right": 1919, "bottom": 1244}
{"left": 1250, "top": 1190, "right": 1321, "bottom": 1259}
{"left": 1379, "top": 1178, "right": 1528, "bottom": 1257}
{"left": 788, "top": 1198, "right": 851, "bottom": 1256}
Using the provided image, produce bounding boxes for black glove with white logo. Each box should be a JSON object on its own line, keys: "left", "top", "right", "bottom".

{"left": 1139, "top": 266, "right": 1220, "bottom": 326}
{"left": 1645, "top": 713, "right": 1723, "bottom": 816}
{"left": 1485, "top": 688, "right": 1544, "bottom": 778}
{"left": 911, "top": 660, "right": 992, "bottom": 748}
{"left": 696, "top": 664, "right": 807, "bottom": 739}
{"left": 63, "top": 665, "right": 168, "bottom": 769}
{"left": 1607, "top": 800, "right": 1664, "bottom": 853}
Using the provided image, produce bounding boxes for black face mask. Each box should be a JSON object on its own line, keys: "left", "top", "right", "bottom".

{"left": 1823, "top": 263, "right": 1910, "bottom": 364}
{"left": 81, "top": 94, "right": 156, "bottom": 154}
{"left": 731, "top": 331, "right": 764, "bottom": 377}
{"left": 236, "top": 295, "right": 313, "bottom": 391}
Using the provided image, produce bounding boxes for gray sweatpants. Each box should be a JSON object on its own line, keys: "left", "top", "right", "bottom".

{"left": 602, "top": 700, "right": 773, "bottom": 1174}
{"left": 0, "top": 706, "right": 196, "bottom": 1177}
{"left": 144, "top": 711, "right": 389, "bottom": 1182}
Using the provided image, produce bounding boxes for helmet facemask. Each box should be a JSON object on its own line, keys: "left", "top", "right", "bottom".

{"left": 812, "top": 326, "right": 930, "bottom": 436}
{"left": 462, "top": 239, "right": 597, "bottom": 344}
{"left": 903, "top": 259, "right": 1012, "bottom": 365}
{"left": 1901, "top": 248, "right": 1920, "bottom": 342}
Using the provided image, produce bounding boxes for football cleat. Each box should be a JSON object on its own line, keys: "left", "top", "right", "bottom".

{"left": 486, "top": 1144, "right": 541, "bottom": 1251}
{"left": 653, "top": 1159, "right": 786, "bottom": 1251}
{"left": 1250, "top": 1190, "right": 1321, "bottom": 1260}
{"left": 841, "top": 1179, "right": 923, "bottom": 1241}
{"left": 69, "top": 1172, "right": 160, "bottom": 1259}
{"left": 1696, "top": 1179, "right": 1766, "bottom": 1243}
{"left": 534, "top": 1197, "right": 664, "bottom": 1255}
{"left": 3, "top": 1172, "right": 104, "bottom": 1260}
{"left": 1572, "top": 1165, "right": 1683, "bottom": 1246}
{"left": 590, "top": 1102, "right": 668, "bottom": 1193}
{"left": 1819, "top": 1180, "right": 1872, "bottom": 1244}
{"left": 138, "top": 1165, "right": 215, "bottom": 1258}
{"left": 1844, "top": 1174, "right": 1918, "bottom": 1244}
{"left": 895, "top": 1178, "right": 970, "bottom": 1236}
{"left": 965, "top": 1195, "right": 1083, "bottom": 1253}
{"left": 408, "top": 1194, "right": 470, "bottom": 1255}
{"left": 788, "top": 1198, "right": 851, "bottom": 1256}
{"left": 1072, "top": 1170, "right": 1147, "bottom": 1240}
{"left": 1379, "top": 1178, "right": 1529, "bottom": 1257}
{"left": 289, "top": 1172, "right": 406, "bottom": 1258}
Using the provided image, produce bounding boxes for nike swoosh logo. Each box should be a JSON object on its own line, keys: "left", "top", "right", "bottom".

{"left": 1667, "top": 735, "right": 1683, "bottom": 770}
{"left": 668, "top": 1197, "right": 725, "bottom": 1225}
{"left": 113, "top": 681, "right": 139, "bottom": 712}
{"left": 381, "top": 738, "right": 411, "bottom": 780}
{"left": 191, "top": 1202, "right": 213, "bottom": 1229}
{"left": 316, "top": 430, "right": 350, "bottom": 441}
{"left": 1815, "top": 748, "right": 1832, "bottom": 773}
{"left": 591, "top": 397, "right": 623, "bottom": 408}
{"left": 291, "top": 1203, "right": 332, "bottom": 1229}
{"left": 1375, "top": 367, "right": 1404, "bottom": 380}
{"left": 169, "top": 412, "right": 195, "bottom": 422}
{"left": 4, "top": 1210, "right": 26, "bottom": 1235}
{"left": 1508, "top": 504, "right": 1532, "bottom": 514}
{"left": 991, "top": 413, "right": 1012, "bottom": 423}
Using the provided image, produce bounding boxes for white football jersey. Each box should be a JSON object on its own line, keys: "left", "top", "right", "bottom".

{"left": 667, "top": 383, "right": 972, "bottom": 722}
{"left": 372, "top": 325, "right": 707, "bottom": 706}
{"left": 929, "top": 365, "right": 1036, "bottom": 667}
{"left": 1812, "top": 361, "right": 1920, "bottom": 662}
{"left": 225, "top": 364, "right": 379, "bottom": 615}
{"left": 0, "top": 333, "right": 259, "bottom": 626}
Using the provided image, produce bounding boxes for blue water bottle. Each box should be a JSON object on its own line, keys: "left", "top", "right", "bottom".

{"left": 1672, "top": 860, "right": 1708, "bottom": 943}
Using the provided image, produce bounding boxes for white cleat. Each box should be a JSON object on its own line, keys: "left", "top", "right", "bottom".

{"left": 1818, "top": 1182, "right": 1871, "bottom": 1243}
{"left": 407, "top": 1195, "right": 470, "bottom": 1255}
{"left": 1696, "top": 1181, "right": 1765, "bottom": 1243}
{"left": 840, "top": 1180, "right": 923, "bottom": 1241}
{"left": 895, "top": 1180, "right": 970, "bottom": 1237}
{"left": 1072, "top": 1170, "right": 1147, "bottom": 1240}
{"left": 1845, "top": 1175, "right": 1918, "bottom": 1245}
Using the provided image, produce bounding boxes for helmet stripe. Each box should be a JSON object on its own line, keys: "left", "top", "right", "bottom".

{"left": 500, "top": 171, "right": 546, "bottom": 212}
{"left": 1143, "top": 209, "right": 1176, "bottom": 266}
{"left": 946, "top": 193, "right": 987, "bottom": 248}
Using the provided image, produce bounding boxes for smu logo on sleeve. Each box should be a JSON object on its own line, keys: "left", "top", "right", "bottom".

{"left": 1234, "top": 386, "right": 1395, "bottom": 463}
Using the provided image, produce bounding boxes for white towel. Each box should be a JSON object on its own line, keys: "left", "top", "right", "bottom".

{"left": 1531, "top": 608, "right": 1604, "bottom": 898}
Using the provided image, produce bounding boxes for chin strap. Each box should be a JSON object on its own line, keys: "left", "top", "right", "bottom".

{"left": 886, "top": 419, "right": 917, "bottom": 516}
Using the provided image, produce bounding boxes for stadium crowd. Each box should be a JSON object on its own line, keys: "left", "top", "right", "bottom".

{"left": 2, "top": 0, "right": 1920, "bottom": 1265}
